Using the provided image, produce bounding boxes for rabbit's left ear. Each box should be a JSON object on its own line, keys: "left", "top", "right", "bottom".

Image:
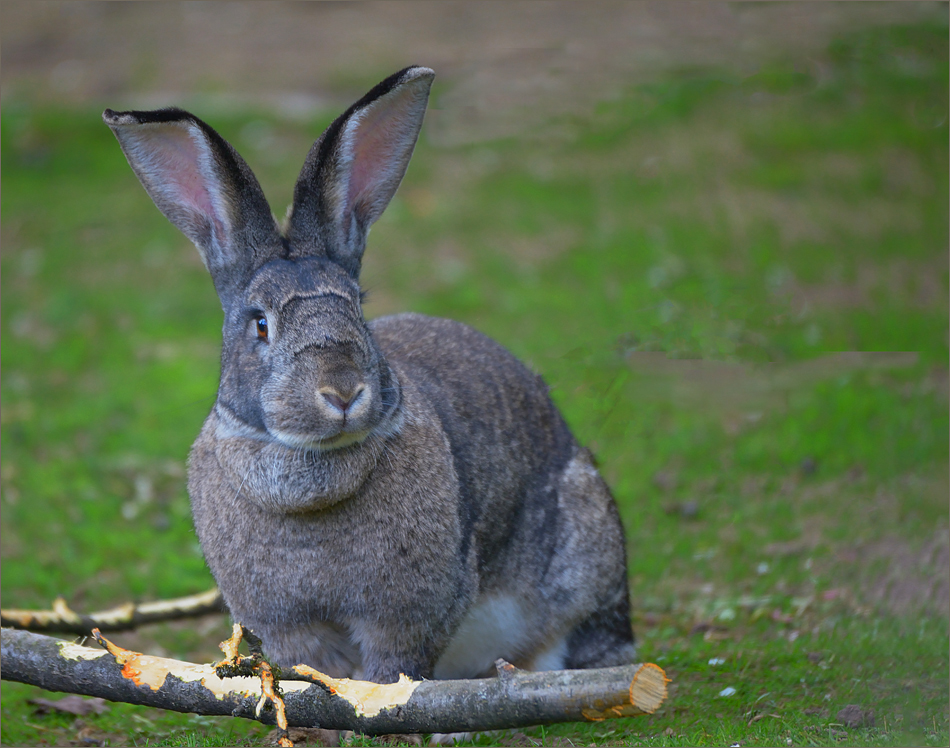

{"left": 286, "top": 66, "right": 435, "bottom": 277}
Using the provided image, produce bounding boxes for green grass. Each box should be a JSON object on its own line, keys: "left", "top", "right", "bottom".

{"left": 2, "top": 20, "right": 948, "bottom": 748}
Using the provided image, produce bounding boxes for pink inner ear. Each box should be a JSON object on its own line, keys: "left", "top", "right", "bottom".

{"left": 138, "top": 124, "right": 223, "bottom": 232}
{"left": 345, "top": 84, "right": 424, "bottom": 215}
{"left": 347, "top": 138, "right": 381, "bottom": 209}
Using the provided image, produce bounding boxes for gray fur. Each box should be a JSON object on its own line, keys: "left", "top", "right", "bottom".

{"left": 104, "top": 66, "right": 635, "bottom": 684}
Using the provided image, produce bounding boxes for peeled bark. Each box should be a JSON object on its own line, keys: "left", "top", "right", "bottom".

{"left": 0, "top": 589, "right": 224, "bottom": 635}
{"left": 1, "top": 628, "right": 668, "bottom": 735}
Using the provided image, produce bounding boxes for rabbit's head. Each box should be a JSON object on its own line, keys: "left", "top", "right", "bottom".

{"left": 104, "top": 67, "right": 434, "bottom": 450}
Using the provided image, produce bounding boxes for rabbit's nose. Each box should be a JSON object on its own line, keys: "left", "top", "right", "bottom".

{"left": 320, "top": 385, "right": 365, "bottom": 414}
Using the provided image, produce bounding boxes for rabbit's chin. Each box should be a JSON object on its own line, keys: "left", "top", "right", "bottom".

{"left": 270, "top": 428, "right": 373, "bottom": 452}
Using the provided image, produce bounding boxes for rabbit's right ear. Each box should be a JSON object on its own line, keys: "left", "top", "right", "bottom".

{"left": 103, "top": 108, "right": 282, "bottom": 298}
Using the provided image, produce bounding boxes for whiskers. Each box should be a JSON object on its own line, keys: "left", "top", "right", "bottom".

{"left": 379, "top": 384, "right": 401, "bottom": 411}
{"left": 232, "top": 462, "right": 253, "bottom": 506}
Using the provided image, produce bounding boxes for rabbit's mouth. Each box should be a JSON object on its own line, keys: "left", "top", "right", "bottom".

{"left": 270, "top": 427, "right": 373, "bottom": 452}
{"left": 266, "top": 390, "right": 405, "bottom": 451}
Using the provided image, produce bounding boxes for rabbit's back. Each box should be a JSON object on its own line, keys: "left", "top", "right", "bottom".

{"left": 373, "top": 313, "right": 634, "bottom": 677}
{"left": 372, "top": 313, "right": 577, "bottom": 580}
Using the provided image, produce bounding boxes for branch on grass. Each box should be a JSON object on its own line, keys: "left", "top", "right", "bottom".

{"left": 1, "top": 627, "right": 668, "bottom": 736}
{"left": 0, "top": 588, "right": 224, "bottom": 634}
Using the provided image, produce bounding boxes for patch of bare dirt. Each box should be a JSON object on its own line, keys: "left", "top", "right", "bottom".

{"left": 850, "top": 528, "right": 950, "bottom": 619}
{"left": 625, "top": 351, "right": 922, "bottom": 422}
{"left": 779, "top": 257, "right": 950, "bottom": 313}
{"left": 2, "top": 2, "right": 946, "bottom": 144}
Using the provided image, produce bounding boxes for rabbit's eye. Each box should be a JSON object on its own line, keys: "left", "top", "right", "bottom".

{"left": 254, "top": 315, "right": 268, "bottom": 340}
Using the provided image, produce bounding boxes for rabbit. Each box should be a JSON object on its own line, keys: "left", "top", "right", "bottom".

{"left": 103, "top": 66, "right": 635, "bottom": 686}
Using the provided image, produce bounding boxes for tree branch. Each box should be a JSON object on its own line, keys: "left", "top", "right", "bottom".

{"left": 1, "top": 627, "right": 668, "bottom": 735}
{"left": 0, "top": 588, "right": 224, "bottom": 634}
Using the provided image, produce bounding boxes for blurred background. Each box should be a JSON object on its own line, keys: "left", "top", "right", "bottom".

{"left": 2, "top": 2, "right": 948, "bottom": 746}
{"left": 3, "top": 2, "right": 946, "bottom": 141}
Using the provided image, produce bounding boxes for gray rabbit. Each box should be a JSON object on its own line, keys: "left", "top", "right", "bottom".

{"left": 104, "top": 66, "right": 635, "bottom": 685}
